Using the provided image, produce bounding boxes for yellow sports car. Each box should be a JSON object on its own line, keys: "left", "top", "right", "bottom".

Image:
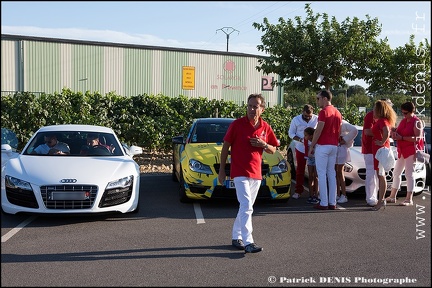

{"left": 172, "top": 118, "right": 291, "bottom": 202}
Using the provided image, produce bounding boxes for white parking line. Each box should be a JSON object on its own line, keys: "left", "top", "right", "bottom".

{"left": 1, "top": 215, "right": 37, "bottom": 243}
{"left": 193, "top": 203, "right": 205, "bottom": 224}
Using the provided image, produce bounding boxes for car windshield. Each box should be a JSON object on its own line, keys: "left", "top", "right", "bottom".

{"left": 191, "top": 122, "right": 230, "bottom": 143}
{"left": 23, "top": 131, "right": 123, "bottom": 156}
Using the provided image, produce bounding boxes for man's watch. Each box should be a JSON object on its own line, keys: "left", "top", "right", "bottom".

{"left": 264, "top": 143, "right": 269, "bottom": 150}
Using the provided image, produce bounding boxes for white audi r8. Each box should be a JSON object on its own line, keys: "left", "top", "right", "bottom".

{"left": 1, "top": 124, "right": 143, "bottom": 215}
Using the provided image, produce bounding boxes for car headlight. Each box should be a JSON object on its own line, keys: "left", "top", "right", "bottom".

{"left": 343, "top": 163, "right": 353, "bottom": 173}
{"left": 5, "top": 175, "right": 33, "bottom": 191}
{"left": 270, "top": 159, "right": 288, "bottom": 174}
{"left": 106, "top": 175, "right": 134, "bottom": 189}
{"left": 189, "top": 159, "right": 213, "bottom": 175}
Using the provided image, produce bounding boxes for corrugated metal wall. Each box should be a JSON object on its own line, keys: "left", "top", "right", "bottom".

{"left": 1, "top": 34, "right": 282, "bottom": 106}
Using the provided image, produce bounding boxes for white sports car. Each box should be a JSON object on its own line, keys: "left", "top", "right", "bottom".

{"left": 287, "top": 125, "right": 427, "bottom": 195}
{"left": 1, "top": 124, "right": 143, "bottom": 215}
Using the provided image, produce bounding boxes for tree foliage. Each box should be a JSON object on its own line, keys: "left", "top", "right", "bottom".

{"left": 367, "top": 35, "right": 431, "bottom": 95}
{"left": 252, "top": 3, "right": 389, "bottom": 90}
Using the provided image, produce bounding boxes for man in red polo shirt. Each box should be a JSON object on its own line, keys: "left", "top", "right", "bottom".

{"left": 218, "top": 93, "right": 279, "bottom": 254}
{"left": 308, "top": 90, "right": 342, "bottom": 210}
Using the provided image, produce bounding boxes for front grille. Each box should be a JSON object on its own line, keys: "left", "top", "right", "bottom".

{"left": 6, "top": 187, "right": 39, "bottom": 208}
{"left": 214, "top": 163, "right": 270, "bottom": 176}
{"left": 99, "top": 186, "right": 133, "bottom": 208}
{"left": 358, "top": 168, "right": 366, "bottom": 180}
{"left": 41, "top": 185, "right": 97, "bottom": 209}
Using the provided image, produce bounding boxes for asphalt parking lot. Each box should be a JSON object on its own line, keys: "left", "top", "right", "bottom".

{"left": 1, "top": 174, "right": 431, "bottom": 287}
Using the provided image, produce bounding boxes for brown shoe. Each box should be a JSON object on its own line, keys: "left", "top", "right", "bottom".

{"left": 314, "top": 204, "right": 328, "bottom": 210}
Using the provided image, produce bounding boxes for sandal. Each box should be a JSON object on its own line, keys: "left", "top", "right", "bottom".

{"left": 385, "top": 197, "right": 397, "bottom": 203}
{"left": 399, "top": 200, "right": 413, "bottom": 206}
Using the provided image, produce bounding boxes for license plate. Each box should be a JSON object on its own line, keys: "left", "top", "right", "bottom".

{"left": 225, "top": 180, "right": 235, "bottom": 189}
{"left": 51, "top": 191, "right": 89, "bottom": 200}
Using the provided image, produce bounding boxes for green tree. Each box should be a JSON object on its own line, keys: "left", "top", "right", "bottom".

{"left": 367, "top": 35, "right": 431, "bottom": 97}
{"left": 252, "top": 3, "right": 390, "bottom": 90}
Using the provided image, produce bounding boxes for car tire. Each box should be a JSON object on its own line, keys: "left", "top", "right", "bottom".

{"left": 287, "top": 148, "right": 296, "bottom": 179}
{"left": 172, "top": 162, "right": 179, "bottom": 182}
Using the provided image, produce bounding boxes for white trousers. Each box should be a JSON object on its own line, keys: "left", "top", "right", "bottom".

{"left": 392, "top": 154, "right": 415, "bottom": 192}
{"left": 232, "top": 177, "right": 261, "bottom": 246}
{"left": 315, "top": 144, "right": 338, "bottom": 206}
{"left": 363, "top": 154, "right": 378, "bottom": 204}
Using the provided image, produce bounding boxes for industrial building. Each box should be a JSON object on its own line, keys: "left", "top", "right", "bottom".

{"left": 1, "top": 34, "right": 283, "bottom": 106}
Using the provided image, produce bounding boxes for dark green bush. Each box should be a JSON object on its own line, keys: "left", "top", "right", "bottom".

{"left": 1, "top": 88, "right": 365, "bottom": 151}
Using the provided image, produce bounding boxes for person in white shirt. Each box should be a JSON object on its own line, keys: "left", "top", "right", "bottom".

{"left": 336, "top": 120, "right": 358, "bottom": 204}
{"left": 288, "top": 104, "right": 318, "bottom": 199}
{"left": 34, "top": 134, "right": 70, "bottom": 155}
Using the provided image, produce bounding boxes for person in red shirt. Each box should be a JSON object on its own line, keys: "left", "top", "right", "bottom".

{"left": 218, "top": 94, "right": 279, "bottom": 254}
{"left": 371, "top": 100, "right": 397, "bottom": 211}
{"left": 386, "top": 101, "right": 424, "bottom": 206}
{"left": 361, "top": 99, "right": 393, "bottom": 206}
{"left": 308, "top": 90, "right": 342, "bottom": 210}
{"left": 361, "top": 110, "right": 378, "bottom": 206}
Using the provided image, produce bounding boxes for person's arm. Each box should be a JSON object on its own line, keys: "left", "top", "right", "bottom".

{"left": 288, "top": 116, "right": 300, "bottom": 141}
{"left": 375, "top": 125, "right": 390, "bottom": 146}
{"left": 218, "top": 141, "right": 230, "bottom": 184}
{"left": 308, "top": 121, "right": 324, "bottom": 156}
{"left": 401, "top": 120, "right": 423, "bottom": 142}
{"left": 262, "top": 140, "right": 276, "bottom": 154}
{"left": 342, "top": 123, "right": 358, "bottom": 145}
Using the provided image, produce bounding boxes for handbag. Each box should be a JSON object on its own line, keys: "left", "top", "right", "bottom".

{"left": 415, "top": 128, "right": 429, "bottom": 164}
{"left": 416, "top": 150, "right": 430, "bottom": 164}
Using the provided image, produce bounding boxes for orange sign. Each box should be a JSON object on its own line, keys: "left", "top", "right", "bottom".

{"left": 182, "top": 66, "right": 195, "bottom": 90}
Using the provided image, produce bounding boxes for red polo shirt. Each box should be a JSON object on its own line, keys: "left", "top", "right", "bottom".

{"left": 224, "top": 116, "right": 279, "bottom": 180}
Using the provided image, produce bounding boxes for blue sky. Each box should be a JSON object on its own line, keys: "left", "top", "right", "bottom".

{"left": 1, "top": 1, "right": 431, "bottom": 87}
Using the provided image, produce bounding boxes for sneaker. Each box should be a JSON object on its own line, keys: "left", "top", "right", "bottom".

{"left": 336, "top": 195, "right": 340, "bottom": 201}
{"left": 307, "top": 196, "right": 320, "bottom": 204}
{"left": 291, "top": 192, "right": 300, "bottom": 199}
{"left": 244, "top": 243, "right": 263, "bottom": 254}
{"left": 337, "top": 195, "right": 348, "bottom": 204}
{"left": 232, "top": 239, "right": 245, "bottom": 250}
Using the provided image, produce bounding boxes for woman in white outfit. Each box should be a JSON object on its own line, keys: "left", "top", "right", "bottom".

{"left": 336, "top": 120, "right": 358, "bottom": 204}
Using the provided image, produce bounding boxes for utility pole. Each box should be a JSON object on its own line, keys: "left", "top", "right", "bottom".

{"left": 216, "top": 27, "right": 239, "bottom": 52}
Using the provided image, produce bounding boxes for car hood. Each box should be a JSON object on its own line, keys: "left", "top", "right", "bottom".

{"left": 349, "top": 146, "right": 397, "bottom": 165}
{"left": 184, "top": 143, "right": 284, "bottom": 165}
{"left": 4, "top": 155, "right": 139, "bottom": 186}
{"left": 185, "top": 143, "right": 224, "bottom": 162}
{"left": 348, "top": 147, "right": 365, "bottom": 165}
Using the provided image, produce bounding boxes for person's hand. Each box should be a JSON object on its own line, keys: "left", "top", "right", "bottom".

{"left": 218, "top": 170, "right": 226, "bottom": 185}
{"left": 49, "top": 148, "right": 67, "bottom": 155}
{"left": 249, "top": 135, "right": 265, "bottom": 148}
{"left": 374, "top": 140, "right": 383, "bottom": 146}
{"left": 308, "top": 146, "right": 315, "bottom": 158}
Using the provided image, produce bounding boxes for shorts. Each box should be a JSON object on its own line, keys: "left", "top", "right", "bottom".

{"left": 307, "top": 157, "right": 315, "bottom": 166}
{"left": 336, "top": 145, "right": 348, "bottom": 165}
